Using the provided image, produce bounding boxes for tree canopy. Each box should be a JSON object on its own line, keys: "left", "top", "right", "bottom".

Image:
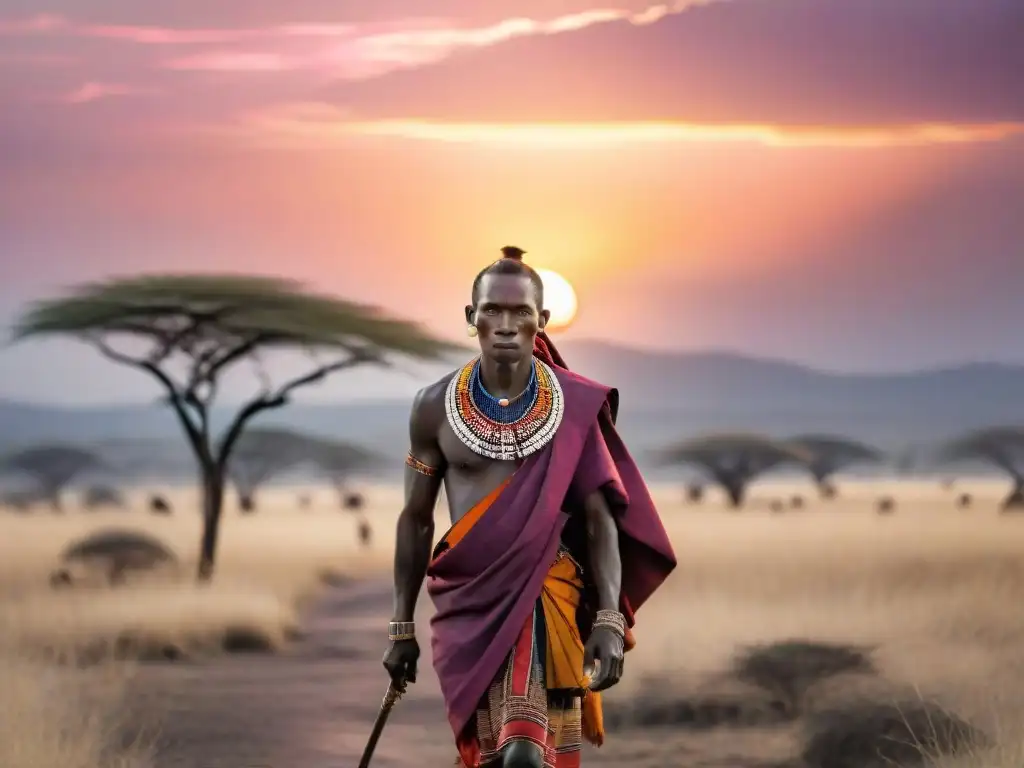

{"left": 657, "top": 433, "right": 811, "bottom": 472}
{"left": 13, "top": 273, "right": 465, "bottom": 578}
{"left": 228, "top": 427, "right": 377, "bottom": 510}
{"left": 308, "top": 439, "right": 382, "bottom": 504}
{"left": 932, "top": 427, "right": 1024, "bottom": 474}
{"left": 932, "top": 427, "right": 1024, "bottom": 508}
{"left": 309, "top": 440, "right": 380, "bottom": 478}
{"left": 230, "top": 427, "right": 323, "bottom": 500}
{"left": 655, "top": 433, "right": 811, "bottom": 507}
{"left": 785, "top": 434, "right": 885, "bottom": 489}
{"left": 0, "top": 445, "right": 106, "bottom": 510}
{"left": 13, "top": 274, "right": 462, "bottom": 466}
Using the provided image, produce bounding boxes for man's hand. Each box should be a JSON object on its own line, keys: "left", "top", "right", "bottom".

{"left": 583, "top": 626, "right": 624, "bottom": 692}
{"left": 383, "top": 638, "right": 420, "bottom": 685}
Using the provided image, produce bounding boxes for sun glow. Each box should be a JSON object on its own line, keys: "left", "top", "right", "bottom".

{"left": 537, "top": 269, "right": 578, "bottom": 332}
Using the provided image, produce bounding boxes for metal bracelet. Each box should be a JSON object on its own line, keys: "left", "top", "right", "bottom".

{"left": 592, "top": 609, "right": 627, "bottom": 638}
{"left": 388, "top": 621, "right": 415, "bottom": 641}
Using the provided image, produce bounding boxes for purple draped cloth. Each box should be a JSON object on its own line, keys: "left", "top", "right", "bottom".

{"left": 426, "top": 351, "right": 677, "bottom": 739}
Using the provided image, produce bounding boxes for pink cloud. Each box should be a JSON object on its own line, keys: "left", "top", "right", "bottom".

{"left": 0, "top": 14, "right": 65, "bottom": 34}
{"left": 0, "top": 2, "right": 714, "bottom": 80}
{"left": 161, "top": 2, "right": 704, "bottom": 76}
{"left": 62, "top": 81, "right": 146, "bottom": 104}
{"left": 165, "top": 52, "right": 293, "bottom": 72}
{"left": 77, "top": 24, "right": 262, "bottom": 45}
{"left": 0, "top": 13, "right": 354, "bottom": 44}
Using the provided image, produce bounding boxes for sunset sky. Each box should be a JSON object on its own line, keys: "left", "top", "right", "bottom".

{"left": 0, "top": 0, "right": 1022, "bottom": 404}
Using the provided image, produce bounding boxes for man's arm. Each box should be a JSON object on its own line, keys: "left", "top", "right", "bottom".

{"left": 391, "top": 386, "right": 446, "bottom": 623}
{"left": 583, "top": 488, "right": 622, "bottom": 612}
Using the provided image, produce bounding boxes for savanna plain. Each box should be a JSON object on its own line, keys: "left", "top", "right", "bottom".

{"left": 2, "top": 478, "right": 1023, "bottom": 768}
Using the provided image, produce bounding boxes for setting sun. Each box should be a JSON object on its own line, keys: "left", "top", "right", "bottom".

{"left": 536, "top": 269, "right": 578, "bottom": 332}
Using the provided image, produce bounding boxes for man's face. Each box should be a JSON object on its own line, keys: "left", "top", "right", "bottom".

{"left": 466, "top": 273, "right": 548, "bottom": 364}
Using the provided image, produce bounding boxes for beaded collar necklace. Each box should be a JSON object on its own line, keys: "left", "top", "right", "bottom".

{"left": 469, "top": 359, "right": 537, "bottom": 422}
{"left": 445, "top": 356, "right": 564, "bottom": 461}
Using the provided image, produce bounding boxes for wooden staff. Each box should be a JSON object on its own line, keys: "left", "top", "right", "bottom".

{"left": 357, "top": 679, "right": 407, "bottom": 768}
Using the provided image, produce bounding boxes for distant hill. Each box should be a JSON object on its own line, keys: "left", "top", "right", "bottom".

{"left": 2, "top": 341, "right": 1023, "bottom": 481}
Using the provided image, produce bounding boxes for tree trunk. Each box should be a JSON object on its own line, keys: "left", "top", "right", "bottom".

{"left": 725, "top": 483, "right": 745, "bottom": 508}
{"left": 1001, "top": 476, "right": 1024, "bottom": 512}
{"left": 712, "top": 468, "right": 746, "bottom": 508}
{"left": 46, "top": 486, "right": 64, "bottom": 513}
{"left": 197, "top": 465, "right": 226, "bottom": 581}
{"left": 817, "top": 478, "right": 838, "bottom": 499}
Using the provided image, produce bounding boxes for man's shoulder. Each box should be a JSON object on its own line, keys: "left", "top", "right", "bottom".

{"left": 550, "top": 365, "right": 614, "bottom": 398}
{"left": 549, "top": 366, "right": 620, "bottom": 424}
{"left": 409, "top": 369, "right": 459, "bottom": 421}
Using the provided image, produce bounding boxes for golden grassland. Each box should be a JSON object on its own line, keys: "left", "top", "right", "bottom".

{"left": 1, "top": 477, "right": 1024, "bottom": 766}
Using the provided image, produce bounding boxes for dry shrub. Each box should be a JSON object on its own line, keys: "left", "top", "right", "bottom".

{"left": 603, "top": 672, "right": 795, "bottom": 731}
{"left": 732, "top": 640, "right": 875, "bottom": 710}
{"left": 0, "top": 646, "right": 154, "bottom": 768}
{"left": 801, "top": 700, "right": 983, "bottom": 768}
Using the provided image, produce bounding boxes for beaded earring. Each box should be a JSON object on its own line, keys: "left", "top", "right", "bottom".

{"left": 467, "top": 324, "right": 478, "bottom": 338}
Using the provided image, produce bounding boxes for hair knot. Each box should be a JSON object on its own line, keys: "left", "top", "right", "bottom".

{"left": 500, "top": 246, "right": 526, "bottom": 261}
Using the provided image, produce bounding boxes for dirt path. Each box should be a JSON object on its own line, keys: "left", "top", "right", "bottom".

{"left": 132, "top": 580, "right": 798, "bottom": 768}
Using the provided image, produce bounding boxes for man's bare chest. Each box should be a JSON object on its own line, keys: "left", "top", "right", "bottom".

{"left": 437, "top": 421, "right": 520, "bottom": 522}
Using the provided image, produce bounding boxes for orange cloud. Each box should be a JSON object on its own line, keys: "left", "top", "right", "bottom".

{"left": 228, "top": 103, "right": 1024, "bottom": 150}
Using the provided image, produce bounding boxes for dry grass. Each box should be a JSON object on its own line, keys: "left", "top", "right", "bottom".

{"left": 3, "top": 477, "right": 1024, "bottom": 766}
{"left": 0, "top": 484, "right": 400, "bottom": 656}
{"left": 0, "top": 649, "right": 154, "bottom": 768}
{"left": 0, "top": 484, "right": 395, "bottom": 768}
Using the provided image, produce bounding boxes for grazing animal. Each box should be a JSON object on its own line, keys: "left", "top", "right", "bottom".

{"left": 342, "top": 491, "right": 365, "bottom": 511}
{"left": 357, "top": 517, "right": 373, "bottom": 548}
{"left": 238, "top": 494, "right": 256, "bottom": 514}
{"left": 149, "top": 494, "right": 172, "bottom": 515}
{"left": 685, "top": 483, "right": 704, "bottom": 503}
{"left": 52, "top": 529, "right": 177, "bottom": 587}
{"left": 876, "top": 497, "right": 895, "bottom": 515}
{"left": 956, "top": 493, "right": 972, "bottom": 509}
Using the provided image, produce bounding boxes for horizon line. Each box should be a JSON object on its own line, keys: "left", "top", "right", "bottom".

{"left": 2, "top": 343, "right": 1023, "bottom": 410}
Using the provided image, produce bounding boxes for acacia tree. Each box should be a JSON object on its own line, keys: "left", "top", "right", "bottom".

{"left": 0, "top": 445, "right": 105, "bottom": 511}
{"left": 308, "top": 440, "right": 380, "bottom": 506}
{"left": 785, "top": 435, "right": 885, "bottom": 498}
{"left": 655, "top": 433, "right": 811, "bottom": 507}
{"left": 933, "top": 427, "right": 1024, "bottom": 510}
{"left": 229, "top": 427, "right": 323, "bottom": 512}
{"left": 13, "top": 274, "right": 461, "bottom": 579}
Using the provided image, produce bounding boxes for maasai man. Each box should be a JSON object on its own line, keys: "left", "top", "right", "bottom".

{"left": 384, "top": 246, "right": 677, "bottom": 768}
